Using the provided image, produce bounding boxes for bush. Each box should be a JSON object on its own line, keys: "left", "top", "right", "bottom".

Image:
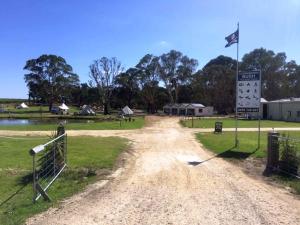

{"left": 279, "top": 135, "right": 300, "bottom": 175}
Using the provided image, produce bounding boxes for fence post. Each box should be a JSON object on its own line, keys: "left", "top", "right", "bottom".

{"left": 32, "top": 154, "right": 36, "bottom": 202}
{"left": 263, "top": 131, "right": 280, "bottom": 176}
{"left": 57, "top": 123, "right": 65, "bottom": 136}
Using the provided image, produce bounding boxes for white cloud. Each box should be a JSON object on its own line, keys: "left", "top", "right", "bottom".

{"left": 158, "top": 40, "right": 171, "bottom": 47}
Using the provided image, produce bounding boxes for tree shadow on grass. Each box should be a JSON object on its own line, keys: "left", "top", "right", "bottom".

{"left": 0, "top": 173, "right": 32, "bottom": 208}
{"left": 217, "top": 147, "right": 259, "bottom": 160}
{"left": 188, "top": 146, "right": 260, "bottom": 166}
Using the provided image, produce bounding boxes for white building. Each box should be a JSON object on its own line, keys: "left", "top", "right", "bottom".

{"left": 163, "top": 103, "right": 214, "bottom": 116}
{"left": 247, "top": 97, "right": 300, "bottom": 122}
{"left": 265, "top": 98, "right": 300, "bottom": 122}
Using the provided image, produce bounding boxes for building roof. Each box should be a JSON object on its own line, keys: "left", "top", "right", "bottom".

{"left": 187, "top": 103, "right": 205, "bottom": 108}
{"left": 261, "top": 98, "right": 268, "bottom": 103}
{"left": 163, "top": 103, "right": 205, "bottom": 108}
{"left": 268, "top": 97, "right": 300, "bottom": 103}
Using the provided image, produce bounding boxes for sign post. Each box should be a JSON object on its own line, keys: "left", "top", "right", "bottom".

{"left": 214, "top": 122, "right": 223, "bottom": 133}
{"left": 237, "top": 71, "right": 261, "bottom": 148}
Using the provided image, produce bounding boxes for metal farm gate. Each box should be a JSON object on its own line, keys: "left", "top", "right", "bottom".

{"left": 29, "top": 126, "right": 67, "bottom": 202}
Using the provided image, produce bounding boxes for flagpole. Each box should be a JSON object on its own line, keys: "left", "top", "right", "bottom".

{"left": 235, "top": 22, "right": 239, "bottom": 148}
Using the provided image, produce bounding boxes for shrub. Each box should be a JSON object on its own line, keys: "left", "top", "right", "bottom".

{"left": 279, "top": 135, "right": 300, "bottom": 175}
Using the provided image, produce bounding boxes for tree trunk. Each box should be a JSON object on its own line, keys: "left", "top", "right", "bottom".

{"left": 175, "top": 87, "right": 179, "bottom": 103}
{"left": 103, "top": 102, "right": 109, "bottom": 115}
{"left": 49, "top": 102, "right": 53, "bottom": 112}
{"left": 167, "top": 87, "right": 174, "bottom": 103}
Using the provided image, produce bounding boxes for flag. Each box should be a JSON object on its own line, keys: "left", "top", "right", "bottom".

{"left": 225, "top": 29, "right": 239, "bottom": 48}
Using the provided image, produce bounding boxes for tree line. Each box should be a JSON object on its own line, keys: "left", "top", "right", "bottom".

{"left": 24, "top": 48, "right": 300, "bottom": 114}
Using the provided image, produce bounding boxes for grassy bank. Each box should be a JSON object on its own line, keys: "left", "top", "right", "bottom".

{"left": 196, "top": 131, "right": 300, "bottom": 193}
{"left": 0, "top": 117, "right": 144, "bottom": 131}
{"left": 181, "top": 117, "right": 300, "bottom": 128}
{"left": 0, "top": 136, "right": 128, "bottom": 225}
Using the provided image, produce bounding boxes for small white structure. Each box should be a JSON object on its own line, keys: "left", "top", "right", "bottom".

{"left": 163, "top": 103, "right": 213, "bottom": 116}
{"left": 58, "top": 103, "right": 69, "bottom": 114}
{"left": 16, "top": 102, "right": 29, "bottom": 109}
{"left": 122, "top": 106, "right": 134, "bottom": 116}
{"left": 79, "top": 105, "right": 96, "bottom": 116}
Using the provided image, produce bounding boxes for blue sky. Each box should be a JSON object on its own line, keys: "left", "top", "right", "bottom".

{"left": 0, "top": 0, "right": 299, "bottom": 98}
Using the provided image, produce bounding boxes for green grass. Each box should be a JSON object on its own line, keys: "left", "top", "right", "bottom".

{"left": 196, "top": 131, "right": 300, "bottom": 194}
{"left": 272, "top": 175, "right": 300, "bottom": 194}
{"left": 0, "top": 136, "right": 128, "bottom": 225}
{"left": 0, "top": 117, "right": 144, "bottom": 131}
{"left": 0, "top": 99, "right": 26, "bottom": 104}
{"left": 181, "top": 117, "right": 300, "bottom": 128}
{"left": 196, "top": 131, "right": 268, "bottom": 158}
{"left": 196, "top": 131, "right": 300, "bottom": 158}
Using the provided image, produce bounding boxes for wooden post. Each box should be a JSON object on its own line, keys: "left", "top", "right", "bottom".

{"left": 57, "top": 124, "right": 65, "bottom": 137}
{"left": 263, "top": 131, "right": 280, "bottom": 176}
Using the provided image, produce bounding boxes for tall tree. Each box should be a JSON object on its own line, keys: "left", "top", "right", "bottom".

{"left": 241, "top": 48, "right": 287, "bottom": 100}
{"left": 285, "top": 61, "right": 300, "bottom": 97}
{"left": 136, "top": 54, "right": 160, "bottom": 113}
{"left": 114, "top": 68, "right": 140, "bottom": 107}
{"left": 24, "top": 54, "right": 79, "bottom": 111}
{"left": 201, "top": 55, "right": 236, "bottom": 113}
{"left": 89, "top": 57, "right": 123, "bottom": 114}
{"left": 158, "top": 50, "right": 198, "bottom": 103}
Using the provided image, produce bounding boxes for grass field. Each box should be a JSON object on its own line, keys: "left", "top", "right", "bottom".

{"left": 196, "top": 131, "right": 300, "bottom": 193}
{"left": 181, "top": 117, "right": 300, "bottom": 128}
{"left": 0, "top": 99, "right": 26, "bottom": 104}
{"left": 0, "top": 136, "right": 128, "bottom": 225}
{"left": 0, "top": 117, "right": 144, "bottom": 131}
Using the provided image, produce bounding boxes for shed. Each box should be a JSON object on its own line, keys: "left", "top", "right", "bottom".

{"left": 265, "top": 97, "right": 300, "bottom": 122}
{"left": 163, "top": 103, "right": 214, "bottom": 116}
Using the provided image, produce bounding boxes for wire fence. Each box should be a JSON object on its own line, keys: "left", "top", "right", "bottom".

{"left": 30, "top": 126, "right": 67, "bottom": 202}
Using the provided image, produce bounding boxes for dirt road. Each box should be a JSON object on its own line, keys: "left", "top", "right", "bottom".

{"left": 27, "top": 117, "right": 300, "bottom": 225}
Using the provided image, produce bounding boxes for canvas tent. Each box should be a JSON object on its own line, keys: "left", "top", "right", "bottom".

{"left": 122, "top": 106, "right": 133, "bottom": 116}
{"left": 79, "top": 105, "right": 96, "bottom": 116}
{"left": 16, "top": 102, "right": 29, "bottom": 109}
{"left": 59, "top": 103, "right": 69, "bottom": 111}
{"left": 57, "top": 103, "right": 69, "bottom": 115}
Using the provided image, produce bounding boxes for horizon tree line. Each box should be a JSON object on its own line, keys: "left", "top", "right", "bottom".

{"left": 24, "top": 48, "right": 300, "bottom": 114}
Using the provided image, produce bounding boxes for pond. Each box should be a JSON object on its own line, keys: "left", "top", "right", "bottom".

{"left": 0, "top": 118, "right": 96, "bottom": 126}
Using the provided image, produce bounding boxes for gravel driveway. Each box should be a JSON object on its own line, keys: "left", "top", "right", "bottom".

{"left": 27, "top": 116, "right": 300, "bottom": 225}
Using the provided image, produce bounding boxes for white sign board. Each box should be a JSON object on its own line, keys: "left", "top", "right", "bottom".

{"left": 237, "top": 71, "right": 261, "bottom": 112}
